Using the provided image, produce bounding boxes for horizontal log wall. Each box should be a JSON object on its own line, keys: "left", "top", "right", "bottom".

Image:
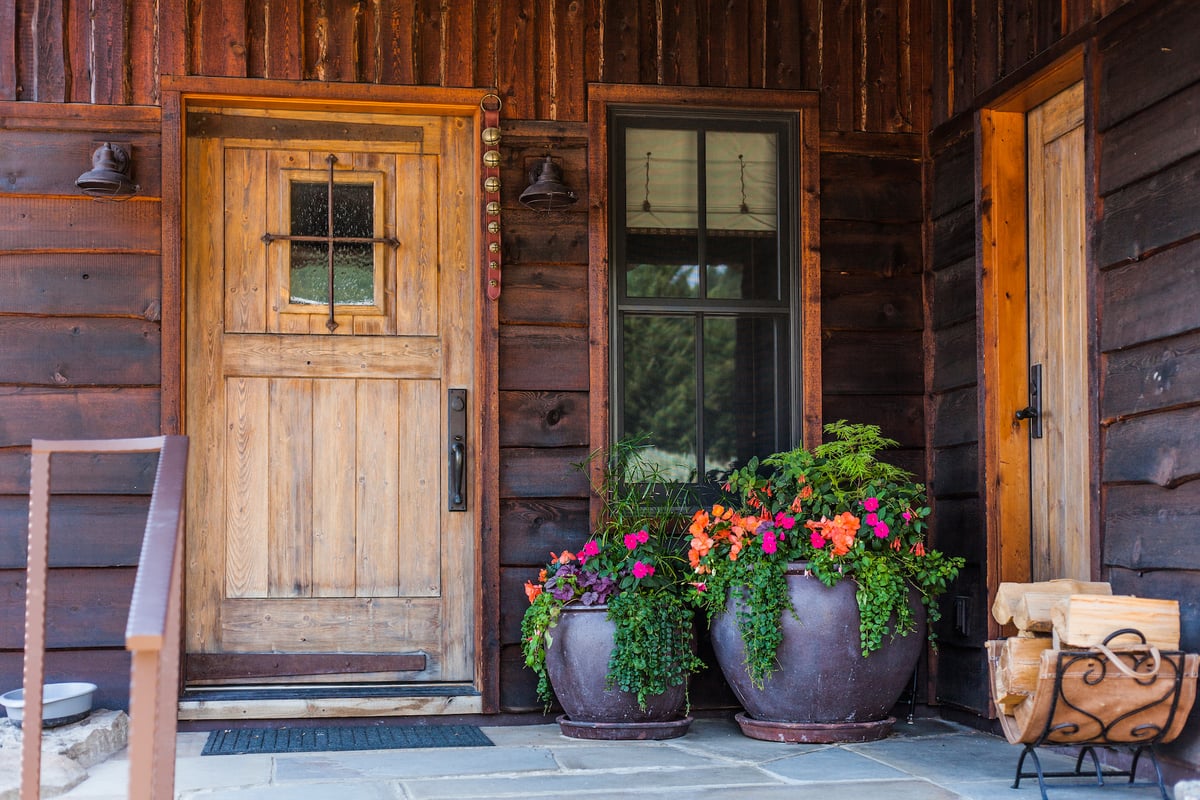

{"left": 1094, "top": 0, "right": 1200, "bottom": 768}
{"left": 927, "top": 0, "right": 1200, "bottom": 773}
{"left": 0, "top": 103, "right": 163, "bottom": 710}
{"left": 1, "top": 1, "right": 935, "bottom": 713}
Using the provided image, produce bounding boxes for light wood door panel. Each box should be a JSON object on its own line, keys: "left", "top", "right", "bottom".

{"left": 186, "top": 107, "right": 475, "bottom": 683}
{"left": 1027, "top": 83, "right": 1089, "bottom": 582}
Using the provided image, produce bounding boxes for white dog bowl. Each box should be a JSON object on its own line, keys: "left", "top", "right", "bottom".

{"left": 0, "top": 682, "right": 97, "bottom": 728}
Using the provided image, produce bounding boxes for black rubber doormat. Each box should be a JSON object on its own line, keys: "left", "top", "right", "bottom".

{"left": 202, "top": 724, "right": 493, "bottom": 755}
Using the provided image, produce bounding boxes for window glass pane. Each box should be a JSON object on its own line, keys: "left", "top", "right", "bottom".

{"left": 289, "top": 181, "right": 376, "bottom": 306}
{"left": 622, "top": 315, "right": 696, "bottom": 480}
{"left": 706, "top": 234, "right": 780, "bottom": 301}
{"left": 289, "top": 242, "right": 375, "bottom": 306}
{"left": 624, "top": 129, "right": 697, "bottom": 231}
{"left": 703, "top": 316, "right": 789, "bottom": 482}
{"left": 625, "top": 233, "right": 699, "bottom": 298}
{"left": 705, "top": 131, "right": 777, "bottom": 232}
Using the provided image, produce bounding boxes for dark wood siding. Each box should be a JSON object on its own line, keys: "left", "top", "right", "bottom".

{"left": 925, "top": 129, "right": 988, "bottom": 714}
{"left": 0, "top": 104, "right": 162, "bottom": 711}
{"left": 1095, "top": 3, "right": 1200, "bottom": 767}
{"left": 927, "top": 0, "right": 1200, "bottom": 774}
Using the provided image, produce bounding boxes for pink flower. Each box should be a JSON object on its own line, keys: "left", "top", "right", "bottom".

{"left": 810, "top": 530, "right": 827, "bottom": 549}
{"left": 623, "top": 533, "right": 639, "bottom": 550}
{"left": 762, "top": 530, "right": 778, "bottom": 554}
{"left": 865, "top": 512, "right": 879, "bottom": 526}
{"left": 579, "top": 540, "right": 601, "bottom": 563}
{"left": 774, "top": 512, "right": 796, "bottom": 530}
{"left": 873, "top": 522, "right": 890, "bottom": 538}
{"left": 902, "top": 510, "right": 913, "bottom": 523}
{"left": 632, "top": 561, "right": 655, "bottom": 579}
{"left": 692, "top": 582, "right": 707, "bottom": 593}
{"left": 863, "top": 497, "right": 880, "bottom": 512}
{"left": 636, "top": 529, "right": 650, "bottom": 544}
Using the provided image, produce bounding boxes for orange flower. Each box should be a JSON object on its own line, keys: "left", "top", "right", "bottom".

{"left": 551, "top": 550, "right": 575, "bottom": 564}
{"left": 524, "top": 580, "right": 542, "bottom": 603}
{"left": 891, "top": 537, "right": 902, "bottom": 551}
{"left": 538, "top": 568, "right": 547, "bottom": 582}
{"left": 911, "top": 542, "right": 926, "bottom": 557}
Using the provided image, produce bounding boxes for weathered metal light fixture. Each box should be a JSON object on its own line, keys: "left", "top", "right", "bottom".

{"left": 76, "top": 142, "right": 139, "bottom": 199}
{"left": 519, "top": 155, "right": 577, "bottom": 211}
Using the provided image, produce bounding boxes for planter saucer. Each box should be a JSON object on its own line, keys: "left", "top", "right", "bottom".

{"left": 734, "top": 712, "right": 894, "bottom": 744}
{"left": 556, "top": 714, "right": 692, "bottom": 741}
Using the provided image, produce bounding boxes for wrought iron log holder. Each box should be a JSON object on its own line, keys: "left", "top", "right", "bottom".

{"left": 1001, "top": 628, "right": 1198, "bottom": 800}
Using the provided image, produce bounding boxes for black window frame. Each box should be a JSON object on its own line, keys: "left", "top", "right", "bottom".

{"left": 609, "top": 106, "right": 804, "bottom": 486}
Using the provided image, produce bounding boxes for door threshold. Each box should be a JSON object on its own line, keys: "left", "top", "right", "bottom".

{"left": 178, "top": 684, "right": 482, "bottom": 721}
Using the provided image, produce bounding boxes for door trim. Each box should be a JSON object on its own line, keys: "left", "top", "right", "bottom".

{"left": 977, "top": 49, "right": 1097, "bottom": 640}
{"left": 162, "top": 77, "right": 500, "bottom": 714}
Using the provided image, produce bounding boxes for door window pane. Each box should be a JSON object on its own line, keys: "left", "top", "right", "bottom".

{"left": 289, "top": 181, "right": 376, "bottom": 306}
{"left": 622, "top": 315, "right": 696, "bottom": 481}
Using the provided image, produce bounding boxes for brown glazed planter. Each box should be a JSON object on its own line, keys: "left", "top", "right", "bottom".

{"left": 710, "top": 563, "right": 925, "bottom": 743}
{"left": 544, "top": 604, "right": 692, "bottom": 740}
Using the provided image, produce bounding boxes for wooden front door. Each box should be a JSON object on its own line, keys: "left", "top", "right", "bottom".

{"left": 1025, "top": 83, "right": 1090, "bottom": 582}
{"left": 184, "top": 105, "right": 476, "bottom": 687}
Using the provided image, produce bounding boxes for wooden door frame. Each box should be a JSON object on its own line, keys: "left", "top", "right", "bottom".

{"left": 161, "top": 76, "right": 500, "bottom": 714}
{"left": 977, "top": 49, "right": 1100, "bottom": 640}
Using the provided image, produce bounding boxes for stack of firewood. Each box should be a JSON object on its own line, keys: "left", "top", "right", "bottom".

{"left": 989, "top": 579, "right": 1181, "bottom": 716}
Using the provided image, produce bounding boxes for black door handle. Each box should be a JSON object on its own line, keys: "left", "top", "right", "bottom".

{"left": 1016, "top": 363, "right": 1043, "bottom": 439}
{"left": 448, "top": 389, "right": 467, "bottom": 511}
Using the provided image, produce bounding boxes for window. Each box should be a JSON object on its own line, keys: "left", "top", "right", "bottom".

{"left": 611, "top": 109, "right": 801, "bottom": 485}
{"left": 288, "top": 180, "right": 377, "bottom": 306}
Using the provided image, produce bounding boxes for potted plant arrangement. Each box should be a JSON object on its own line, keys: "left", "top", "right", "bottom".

{"left": 521, "top": 438, "right": 704, "bottom": 740}
{"left": 687, "top": 420, "right": 964, "bottom": 743}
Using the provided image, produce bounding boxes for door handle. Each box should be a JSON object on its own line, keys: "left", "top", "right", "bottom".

{"left": 1016, "top": 363, "right": 1043, "bottom": 439}
{"left": 448, "top": 389, "right": 467, "bottom": 511}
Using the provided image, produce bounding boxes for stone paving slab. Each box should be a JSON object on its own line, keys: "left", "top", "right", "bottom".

{"left": 847, "top": 728, "right": 1080, "bottom": 783}
{"left": 550, "top": 743, "right": 721, "bottom": 770}
{"left": 271, "top": 743, "right": 557, "bottom": 782}
{"left": 399, "top": 764, "right": 784, "bottom": 799}
{"left": 32, "top": 714, "right": 1193, "bottom": 800}
{"left": 759, "top": 745, "right": 913, "bottom": 782}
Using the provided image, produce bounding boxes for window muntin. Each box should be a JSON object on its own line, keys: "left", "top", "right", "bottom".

{"left": 613, "top": 112, "right": 797, "bottom": 485}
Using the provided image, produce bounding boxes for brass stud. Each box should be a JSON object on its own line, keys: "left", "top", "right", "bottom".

{"left": 484, "top": 176, "right": 501, "bottom": 193}
{"left": 487, "top": 221, "right": 500, "bottom": 234}
{"left": 483, "top": 150, "right": 502, "bottom": 168}
{"left": 489, "top": 242, "right": 500, "bottom": 253}
{"left": 482, "top": 127, "right": 501, "bottom": 145}
{"left": 489, "top": 261, "right": 499, "bottom": 271}
{"left": 486, "top": 201, "right": 501, "bottom": 215}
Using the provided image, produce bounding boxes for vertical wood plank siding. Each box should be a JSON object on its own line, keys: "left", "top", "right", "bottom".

{"left": 927, "top": 0, "right": 1200, "bottom": 773}
{"left": 2, "top": 0, "right": 922, "bottom": 130}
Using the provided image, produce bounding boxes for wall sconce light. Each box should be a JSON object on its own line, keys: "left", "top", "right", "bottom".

{"left": 76, "top": 142, "right": 139, "bottom": 199}
{"left": 519, "top": 155, "right": 578, "bottom": 211}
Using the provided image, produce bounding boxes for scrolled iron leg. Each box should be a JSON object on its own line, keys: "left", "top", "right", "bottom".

{"left": 1076, "top": 745, "right": 1103, "bottom": 785}
{"left": 1014, "top": 744, "right": 1051, "bottom": 800}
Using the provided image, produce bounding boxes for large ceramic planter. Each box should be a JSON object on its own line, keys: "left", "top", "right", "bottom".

{"left": 711, "top": 563, "right": 925, "bottom": 743}
{"left": 544, "top": 604, "right": 692, "bottom": 740}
